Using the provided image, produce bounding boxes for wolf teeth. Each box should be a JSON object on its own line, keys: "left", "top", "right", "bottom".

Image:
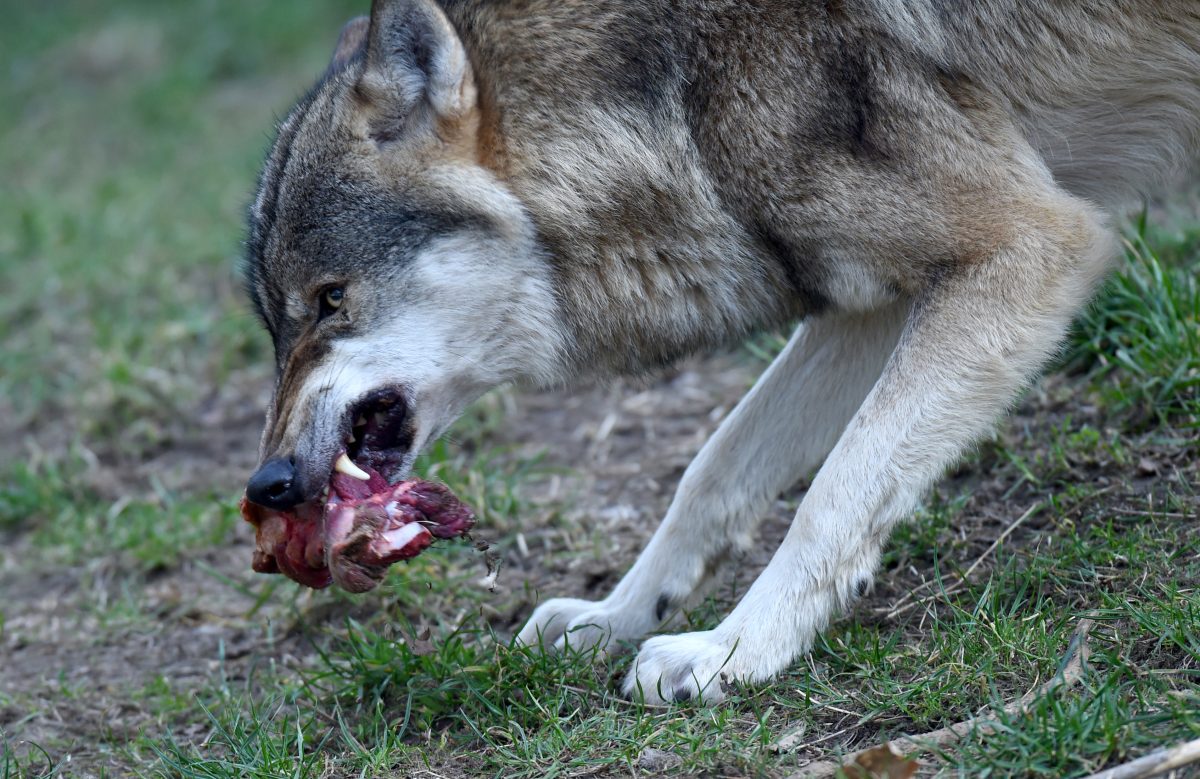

{"left": 334, "top": 452, "right": 370, "bottom": 481}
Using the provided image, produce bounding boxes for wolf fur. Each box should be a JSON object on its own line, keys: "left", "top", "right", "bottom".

{"left": 245, "top": 0, "right": 1200, "bottom": 703}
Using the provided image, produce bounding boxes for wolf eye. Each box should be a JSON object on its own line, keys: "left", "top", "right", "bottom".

{"left": 318, "top": 286, "right": 344, "bottom": 320}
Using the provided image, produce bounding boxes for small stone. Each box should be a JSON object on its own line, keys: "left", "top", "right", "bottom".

{"left": 1137, "top": 457, "right": 1159, "bottom": 476}
{"left": 637, "top": 748, "right": 683, "bottom": 772}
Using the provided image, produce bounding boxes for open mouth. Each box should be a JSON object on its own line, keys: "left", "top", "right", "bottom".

{"left": 240, "top": 389, "right": 474, "bottom": 593}
{"left": 341, "top": 388, "right": 413, "bottom": 484}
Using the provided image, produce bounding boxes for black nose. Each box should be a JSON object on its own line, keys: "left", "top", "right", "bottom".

{"left": 246, "top": 456, "right": 304, "bottom": 510}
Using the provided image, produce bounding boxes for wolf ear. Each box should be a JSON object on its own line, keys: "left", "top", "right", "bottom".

{"left": 329, "top": 16, "right": 371, "bottom": 71}
{"left": 358, "top": 0, "right": 474, "bottom": 124}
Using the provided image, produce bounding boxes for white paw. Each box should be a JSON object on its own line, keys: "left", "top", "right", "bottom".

{"left": 515, "top": 596, "right": 657, "bottom": 653}
{"left": 623, "top": 631, "right": 738, "bottom": 705}
{"left": 515, "top": 597, "right": 599, "bottom": 648}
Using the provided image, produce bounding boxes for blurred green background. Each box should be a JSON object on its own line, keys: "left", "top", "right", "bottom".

{"left": 1, "top": 0, "right": 362, "bottom": 467}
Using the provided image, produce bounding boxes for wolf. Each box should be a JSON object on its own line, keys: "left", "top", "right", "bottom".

{"left": 241, "top": 0, "right": 1200, "bottom": 704}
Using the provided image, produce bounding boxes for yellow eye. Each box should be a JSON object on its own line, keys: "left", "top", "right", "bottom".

{"left": 319, "top": 286, "right": 344, "bottom": 319}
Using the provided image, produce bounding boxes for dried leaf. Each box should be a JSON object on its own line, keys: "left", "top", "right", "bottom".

{"left": 404, "top": 626, "right": 435, "bottom": 657}
{"left": 838, "top": 743, "right": 918, "bottom": 779}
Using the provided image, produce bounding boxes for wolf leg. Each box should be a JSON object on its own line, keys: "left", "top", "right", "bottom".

{"left": 515, "top": 303, "right": 907, "bottom": 652}
{"left": 624, "top": 195, "right": 1115, "bottom": 703}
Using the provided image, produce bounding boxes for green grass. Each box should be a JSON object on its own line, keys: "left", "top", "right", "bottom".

{"left": 1069, "top": 213, "right": 1200, "bottom": 425}
{"left": 144, "top": 616, "right": 782, "bottom": 777}
{"left": 115, "top": 507, "right": 1196, "bottom": 779}
{"left": 66, "top": 485, "right": 1179, "bottom": 779}
{"left": 1, "top": 457, "right": 237, "bottom": 573}
{"left": 2, "top": 2, "right": 1198, "bottom": 778}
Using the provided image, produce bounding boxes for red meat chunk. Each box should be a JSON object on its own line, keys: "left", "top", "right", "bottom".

{"left": 240, "top": 467, "right": 474, "bottom": 593}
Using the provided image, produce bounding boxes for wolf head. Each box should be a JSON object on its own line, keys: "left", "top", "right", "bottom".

{"left": 242, "top": 0, "right": 564, "bottom": 510}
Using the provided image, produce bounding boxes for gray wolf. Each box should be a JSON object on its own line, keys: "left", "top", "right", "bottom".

{"left": 241, "top": 0, "right": 1200, "bottom": 704}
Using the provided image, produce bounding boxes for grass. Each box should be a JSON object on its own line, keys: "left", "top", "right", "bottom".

{"left": 100, "top": 502, "right": 1195, "bottom": 779}
{"left": 1, "top": 457, "right": 237, "bottom": 573}
{"left": 1, "top": 2, "right": 1198, "bottom": 778}
{"left": 147, "top": 619, "right": 776, "bottom": 778}
{"left": 1069, "top": 212, "right": 1200, "bottom": 425}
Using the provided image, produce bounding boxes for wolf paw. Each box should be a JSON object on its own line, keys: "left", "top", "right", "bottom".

{"left": 623, "top": 631, "right": 738, "bottom": 705}
{"left": 515, "top": 596, "right": 658, "bottom": 653}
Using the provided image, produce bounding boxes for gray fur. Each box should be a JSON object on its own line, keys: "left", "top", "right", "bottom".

{"left": 244, "top": 0, "right": 1200, "bottom": 701}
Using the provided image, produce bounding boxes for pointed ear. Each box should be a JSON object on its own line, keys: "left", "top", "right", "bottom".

{"left": 359, "top": 0, "right": 474, "bottom": 122}
{"left": 329, "top": 16, "right": 370, "bottom": 72}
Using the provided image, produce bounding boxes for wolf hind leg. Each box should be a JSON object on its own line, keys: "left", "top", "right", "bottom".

{"left": 515, "top": 302, "right": 907, "bottom": 653}
{"left": 624, "top": 193, "right": 1116, "bottom": 704}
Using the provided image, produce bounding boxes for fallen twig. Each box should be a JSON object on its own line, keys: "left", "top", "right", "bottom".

{"left": 786, "top": 618, "right": 1094, "bottom": 778}
{"left": 1078, "top": 737, "right": 1200, "bottom": 779}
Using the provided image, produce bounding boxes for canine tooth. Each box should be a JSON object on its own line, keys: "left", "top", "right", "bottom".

{"left": 334, "top": 452, "right": 370, "bottom": 481}
{"left": 355, "top": 415, "right": 366, "bottom": 427}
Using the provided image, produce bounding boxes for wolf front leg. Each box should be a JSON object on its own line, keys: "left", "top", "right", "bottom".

{"left": 515, "top": 303, "right": 907, "bottom": 653}
{"left": 624, "top": 197, "right": 1116, "bottom": 704}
